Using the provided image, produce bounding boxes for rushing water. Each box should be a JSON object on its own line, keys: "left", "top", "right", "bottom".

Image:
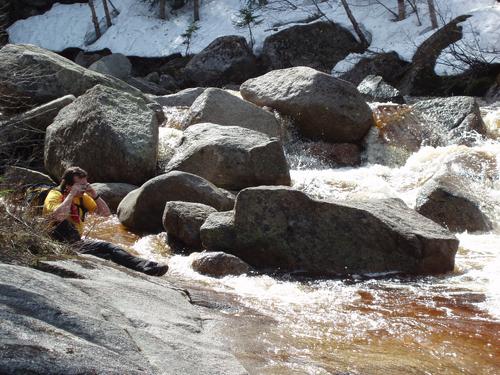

{"left": 86, "top": 102, "right": 500, "bottom": 375}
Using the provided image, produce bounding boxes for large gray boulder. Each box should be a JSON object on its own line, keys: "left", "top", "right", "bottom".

{"left": 183, "top": 88, "right": 281, "bottom": 137}
{"left": 153, "top": 87, "right": 206, "bottom": 107}
{"left": 201, "top": 187, "right": 459, "bottom": 276}
{"left": 44, "top": 85, "right": 159, "bottom": 185}
{"left": 0, "top": 260, "right": 247, "bottom": 375}
{"left": 1, "top": 166, "right": 55, "bottom": 189}
{"left": 240, "top": 67, "right": 373, "bottom": 143}
{"left": 415, "top": 177, "right": 492, "bottom": 233}
{"left": 88, "top": 53, "right": 132, "bottom": 80}
{"left": 190, "top": 251, "right": 250, "bottom": 277}
{"left": 1, "top": 95, "right": 75, "bottom": 169}
{"left": 411, "top": 96, "right": 487, "bottom": 145}
{"left": 262, "top": 21, "right": 365, "bottom": 73}
{"left": 90, "top": 182, "right": 138, "bottom": 213}
{"left": 184, "top": 36, "right": 258, "bottom": 86}
{"left": 357, "top": 75, "right": 405, "bottom": 104}
{"left": 117, "top": 171, "right": 235, "bottom": 233}
{"left": 163, "top": 201, "right": 217, "bottom": 250}
{"left": 166, "top": 123, "right": 291, "bottom": 190}
{"left": 0, "top": 44, "right": 141, "bottom": 114}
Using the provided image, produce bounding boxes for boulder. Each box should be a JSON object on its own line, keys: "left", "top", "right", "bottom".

{"left": 357, "top": 75, "right": 405, "bottom": 104}
{"left": 184, "top": 36, "right": 258, "bottom": 86}
{"left": 165, "top": 123, "right": 291, "bottom": 190}
{"left": 262, "top": 21, "right": 365, "bottom": 73}
{"left": 44, "top": 85, "right": 158, "bottom": 185}
{"left": 0, "top": 44, "right": 141, "bottom": 114}
{"left": 415, "top": 177, "right": 492, "bottom": 233}
{"left": 163, "top": 201, "right": 217, "bottom": 250}
{"left": 90, "top": 182, "right": 138, "bottom": 213}
{"left": 190, "top": 252, "right": 250, "bottom": 277}
{"left": 339, "top": 51, "right": 409, "bottom": 86}
{"left": 201, "top": 187, "right": 459, "bottom": 276}
{"left": 88, "top": 53, "right": 132, "bottom": 80}
{"left": 240, "top": 67, "right": 373, "bottom": 143}
{"left": 411, "top": 96, "right": 487, "bottom": 145}
{"left": 1, "top": 95, "right": 75, "bottom": 169}
{"left": 159, "top": 74, "right": 179, "bottom": 91}
{"left": 74, "top": 50, "right": 106, "bottom": 68}
{"left": 153, "top": 87, "right": 206, "bottom": 107}
{"left": 183, "top": 88, "right": 281, "bottom": 137}
{"left": 0, "top": 260, "right": 247, "bottom": 375}
{"left": 1, "top": 166, "right": 55, "bottom": 189}
{"left": 126, "top": 76, "right": 170, "bottom": 95}
{"left": 117, "top": 171, "right": 235, "bottom": 233}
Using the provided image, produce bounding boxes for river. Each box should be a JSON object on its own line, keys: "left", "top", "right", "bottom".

{"left": 85, "top": 100, "right": 500, "bottom": 375}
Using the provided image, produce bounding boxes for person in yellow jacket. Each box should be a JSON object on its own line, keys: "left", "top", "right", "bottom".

{"left": 44, "top": 166, "right": 168, "bottom": 276}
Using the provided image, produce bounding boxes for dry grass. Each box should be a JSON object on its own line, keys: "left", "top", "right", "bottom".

{"left": 0, "top": 192, "right": 75, "bottom": 267}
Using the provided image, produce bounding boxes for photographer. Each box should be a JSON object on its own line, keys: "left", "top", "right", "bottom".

{"left": 43, "top": 166, "right": 168, "bottom": 276}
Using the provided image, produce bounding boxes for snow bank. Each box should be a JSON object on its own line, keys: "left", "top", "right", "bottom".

{"left": 8, "top": 0, "right": 499, "bottom": 75}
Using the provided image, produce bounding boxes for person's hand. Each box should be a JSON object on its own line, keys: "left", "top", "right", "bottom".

{"left": 69, "top": 183, "right": 87, "bottom": 197}
{"left": 85, "top": 184, "right": 98, "bottom": 200}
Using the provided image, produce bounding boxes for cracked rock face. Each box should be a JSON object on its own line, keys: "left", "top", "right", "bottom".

{"left": 0, "top": 259, "right": 247, "bottom": 375}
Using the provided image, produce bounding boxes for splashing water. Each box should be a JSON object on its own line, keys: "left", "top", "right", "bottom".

{"left": 88, "top": 104, "right": 500, "bottom": 374}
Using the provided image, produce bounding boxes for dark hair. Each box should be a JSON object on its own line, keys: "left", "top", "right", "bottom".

{"left": 59, "top": 166, "right": 88, "bottom": 192}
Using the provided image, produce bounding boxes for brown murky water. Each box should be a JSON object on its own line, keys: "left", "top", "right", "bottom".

{"left": 83, "top": 104, "right": 500, "bottom": 374}
{"left": 85, "top": 216, "right": 500, "bottom": 375}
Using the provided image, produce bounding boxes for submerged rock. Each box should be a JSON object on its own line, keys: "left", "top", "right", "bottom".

{"left": 240, "top": 67, "right": 373, "bottom": 143}
{"left": 166, "top": 123, "right": 290, "bottom": 190}
{"left": 0, "top": 260, "right": 247, "bottom": 375}
{"left": 44, "top": 85, "right": 159, "bottom": 185}
{"left": 191, "top": 251, "right": 250, "bottom": 277}
{"left": 163, "top": 201, "right": 217, "bottom": 250}
{"left": 201, "top": 187, "right": 459, "bottom": 276}
{"left": 416, "top": 177, "right": 493, "bottom": 233}
{"left": 183, "top": 88, "right": 281, "bottom": 138}
{"left": 118, "top": 171, "right": 235, "bottom": 233}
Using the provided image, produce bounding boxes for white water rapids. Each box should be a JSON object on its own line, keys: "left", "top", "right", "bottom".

{"left": 88, "top": 102, "right": 500, "bottom": 374}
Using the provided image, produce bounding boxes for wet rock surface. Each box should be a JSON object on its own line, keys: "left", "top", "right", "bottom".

{"left": 191, "top": 252, "right": 250, "bottom": 278}
{"left": 0, "top": 260, "right": 247, "bottom": 375}
{"left": 201, "top": 186, "right": 459, "bottom": 276}
{"left": 416, "top": 177, "right": 493, "bottom": 233}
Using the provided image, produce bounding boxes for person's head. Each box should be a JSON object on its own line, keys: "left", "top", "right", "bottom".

{"left": 59, "top": 166, "right": 89, "bottom": 195}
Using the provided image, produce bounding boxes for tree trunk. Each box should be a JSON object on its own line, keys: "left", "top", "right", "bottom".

{"left": 88, "top": 0, "right": 101, "bottom": 39}
{"left": 340, "top": 0, "right": 369, "bottom": 48}
{"left": 0, "top": 0, "right": 10, "bottom": 47}
{"left": 193, "top": 0, "right": 200, "bottom": 22}
{"left": 102, "top": 0, "right": 112, "bottom": 27}
{"left": 397, "top": 0, "right": 405, "bottom": 20}
{"left": 159, "top": 0, "right": 166, "bottom": 20}
{"left": 427, "top": 0, "right": 438, "bottom": 29}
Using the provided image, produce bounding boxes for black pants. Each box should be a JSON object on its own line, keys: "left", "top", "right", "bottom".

{"left": 51, "top": 220, "right": 162, "bottom": 274}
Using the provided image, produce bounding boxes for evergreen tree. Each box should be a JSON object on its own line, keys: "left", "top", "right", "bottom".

{"left": 181, "top": 21, "right": 200, "bottom": 55}
{"left": 233, "top": 5, "right": 263, "bottom": 49}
